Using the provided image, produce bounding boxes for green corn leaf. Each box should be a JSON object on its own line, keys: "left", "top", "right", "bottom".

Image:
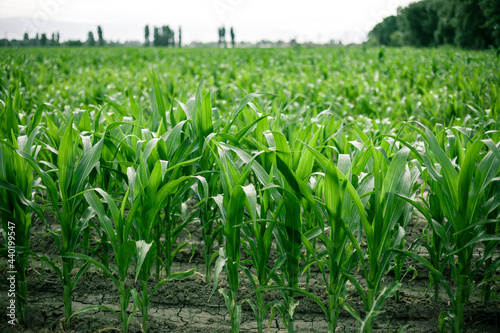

{"left": 456, "top": 140, "right": 484, "bottom": 227}
{"left": 84, "top": 190, "right": 118, "bottom": 249}
{"left": 200, "top": 92, "right": 213, "bottom": 140}
{"left": 70, "top": 136, "right": 104, "bottom": 197}
{"left": 225, "top": 185, "right": 246, "bottom": 265}
{"left": 234, "top": 114, "right": 268, "bottom": 142}
{"left": 325, "top": 161, "right": 341, "bottom": 229}
{"left": 28, "top": 103, "right": 45, "bottom": 135}
{"left": 69, "top": 305, "right": 119, "bottom": 322}
{"left": 222, "top": 92, "right": 270, "bottom": 133}
{"left": 151, "top": 70, "right": 168, "bottom": 132}
{"left": 61, "top": 252, "right": 117, "bottom": 287}
{"left": 0, "top": 180, "right": 44, "bottom": 223}
{"left": 151, "top": 269, "right": 196, "bottom": 296}
{"left": 296, "top": 125, "right": 322, "bottom": 180}
{"left": 422, "top": 126, "right": 459, "bottom": 206}
{"left": 283, "top": 190, "right": 301, "bottom": 291}
{"left": 58, "top": 122, "right": 76, "bottom": 200}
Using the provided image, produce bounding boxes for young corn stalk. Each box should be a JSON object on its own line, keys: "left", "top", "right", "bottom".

{"left": 479, "top": 180, "right": 500, "bottom": 307}
{"left": 213, "top": 183, "right": 256, "bottom": 332}
{"left": 422, "top": 185, "right": 449, "bottom": 303}
{"left": 273, "top": 190, "right": 303, "bottom": 333}
{"left": 396, "top": 124, "right": 500, "bottom": 332}
{"left": 139, "top": 120, "right": 203, "bottom": 279}
{"left": 240, "top": 180, "right": 285, "bottom": 333}
{"left": 0, "top": 126, "right": 45, "bottom": 325}
{"left": 296, "top": 142, "right": 375, "bottom": 332}
{"left": 177, "top": 86, "right": 220, "bottom": 283}
{"left": 339, "top": 142, "right": 419, "bottom": 333}
{"left": 126, "top": 156, "right": 204, "bottom": 332}
{"left": 17, "top": 119, "right": 105, "bottom": 328}
{"left": 256, "top": 130, "right": 322, "bottom": 333}
{"left": 210, "top": 134, "right": 259, "bottom": 332}
{"left": 65, "top": 188, "right": 150, "bottom": 333}
{"left": 186, "top": 82, "right": 267, "bottom": 284}
{"left": 317, "top": 156, "right": 370, "bottom": 332}
{"left": 210, "top": 137, "right": 283, "bottom": 332}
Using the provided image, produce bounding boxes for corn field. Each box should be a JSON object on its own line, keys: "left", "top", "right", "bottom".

{"left": 0, "top": 47, "right": 499, "bottom": 333}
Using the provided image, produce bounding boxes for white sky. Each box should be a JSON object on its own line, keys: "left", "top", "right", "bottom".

{"left": 0, "top": 0, "right": 417, "bottom": 44}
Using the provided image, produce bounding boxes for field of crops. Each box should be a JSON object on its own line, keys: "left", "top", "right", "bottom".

{"left": 0, "top": 46, "right": 499, "bottom": 333}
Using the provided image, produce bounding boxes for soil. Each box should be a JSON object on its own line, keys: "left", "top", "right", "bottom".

{"left": 0, "top": 212, "right": 499, "bottom": 333}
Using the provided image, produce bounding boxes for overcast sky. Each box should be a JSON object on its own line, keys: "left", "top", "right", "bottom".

{"left": 0, "top": 0, "right": 416, "bottom": 44}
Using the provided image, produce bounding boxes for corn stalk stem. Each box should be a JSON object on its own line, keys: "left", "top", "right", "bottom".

{"left": 454, "top": 274, "right": 467, "bottom": 333}
{"left": 141, "top": 279, "right": 149, "bottom": 333}
{"left": 15, "top": 252, "right": 28, "bottom": 324}
{"left": 164, "top": 206, "right": 172, "bottom": 278}
{"left": 287, "top": 313, "right": 294, "bottom": 333}
{"left": 327, "top": 293, "right": 339, "bottom": 333}
{"left": 365, "top": 287, "right": 375, "bottom": 333}
{"left": 62, "top": 258, "right": 73, "bottom": 328}
{"left": 482, "top": 257, "right": 493, "bottom": 307}
{"left": 200, "top": 207, "right": 213, "bottom": 283}
{"left": 229, "top": 290, "right": 239, "bottom": 333}
{"left": 119, "top": 279, "right": 129, "bottom": 333}
{"left": 155, "top": 215, "right": 163, "bottom": 278}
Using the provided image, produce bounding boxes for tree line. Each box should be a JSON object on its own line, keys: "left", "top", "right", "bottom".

{"left": 368, "top": 0, "right": 500, "bottom": 49}
{"left": 0, "top": 26, "right": 105, "bottom": 47}
{"left": 1, "top": 24, "right": 238, "bottom": 48}
{"left": 145, "top": 25, "right": 182, "bottom": 47}
{"left": 143, "top": 25, "right": 236, "bottom": 48}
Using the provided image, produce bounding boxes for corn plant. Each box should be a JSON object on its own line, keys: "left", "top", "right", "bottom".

{"left": 15, "top": 119, "right": 105, "bottom": 327}
{"left": 0, "top": 127, "right": 45, "bottom": 325}
{"left": 315, "top": 156, "right": 370, "bottom": 332}
{"left": 189, "top": 84, "right": 268, "bottom": 284}
{"left": 176, "top": 85, "right": 221, "bottom": 283}
{"left": 207, "top": 137, "right": 283, "bottom": 332}
{"left": 395, "top": 124, "right": 500, "bottom": 332}
{"left": 254, "top": 130, "right": 322, "bottom": 333}
{"left": 479, "top": 179, "right": 500, "bottom": 307}
{"left": 209, "top": 134, "right": 260, "bottom": 332}
{"left": 212, "top": 183, "right": 257, "bottom": 332}
{"left": 126, "top": 156, "right": 205, "bottom": 332}
{"left": 336, "top": 143, "right": 419, "bottom": 333}
{"left": 64, "top": 188, "right": 150, "bottom": 333}
{"left": 240, "top": 181, "right": 284, "bottom": 333}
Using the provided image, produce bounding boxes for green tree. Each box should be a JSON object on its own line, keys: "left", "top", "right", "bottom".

{"left": 218, "top": 26, "right": 226, "bottom": 47}
{"left": 178, "top": 26, "right": 182, "bottom": 47}
{"left": 222, "top": 26, "right": 226, "bottom": 48}
{"left": 368, "top": 16, "right": 399, "bottom": 46}
{"left": 153, "top": 27, "right": 160, "bottom": 46}
{"left": 479, "top": 0, "right": 500, "bottom": 47}
{"left": 230, "top": 27, "right": 235, "bottom": 48}
{"left": 145, "top": 25, "right": 150, "bottom": 46}
{"left": 170, "top": 27, "right": 175, "bottom": 47}
{"left": 97, "top": 25, "right": 105, "bottom": 46}
{"left": 453, "top": 0, "right": 492, "bottom": 49}
{"left": 87, "top": 31, "right": 96, "bottom": 46}
{"left": 398, "top": 0, "right": 438, "bottom": 47}
{"left": 40, "top": 33, "right": 47, "bottom": 46}
{"left": 162, "top": 26, "right": 171, "bottom": 46}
